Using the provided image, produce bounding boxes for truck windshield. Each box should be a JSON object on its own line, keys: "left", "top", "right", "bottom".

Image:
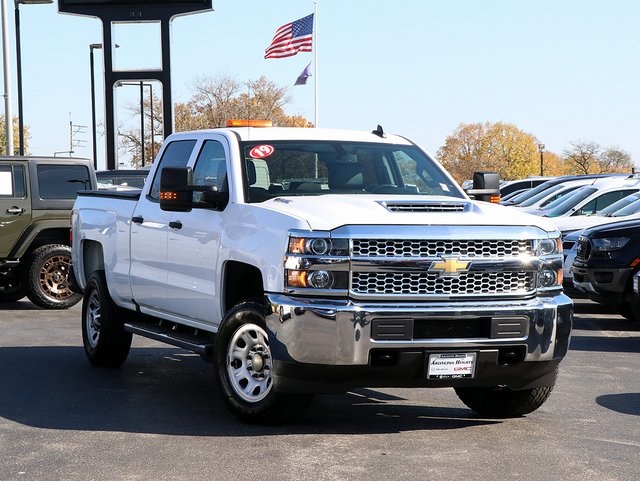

{"left": 239, "top": 140, "right": 463, "bottom": 203}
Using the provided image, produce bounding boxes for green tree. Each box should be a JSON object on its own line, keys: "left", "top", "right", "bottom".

{"left": 436, "top": 123, "right": 490, "bottom": 183}
{"left": 563, "top": 141, "right": 633, "bottom": 174}
{"left": 484, "top": 122, "right": 540, "bottom": 180}
{"left": 0, "top": 116, "right": 29, "bottom": 155}
{"left": 539, "top": 150, "right": 569, "bottom": 177}
{"left": 437, "top": 121, "right": 552, "bottom": 184}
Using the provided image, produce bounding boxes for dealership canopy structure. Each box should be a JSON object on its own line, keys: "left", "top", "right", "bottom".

{"left": 58, "top": 0, "right": 213, "bottom": 169}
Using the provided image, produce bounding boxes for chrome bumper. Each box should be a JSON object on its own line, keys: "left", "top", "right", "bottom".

{"left": 265, "top": 293, "right": 573, "bottom": 366}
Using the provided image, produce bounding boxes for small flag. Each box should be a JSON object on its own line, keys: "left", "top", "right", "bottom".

{"left": 265, "top": 14, "right": 314, "bottom": 59}
{"left": 294, "top": 62, "right": 312, "bottom": 86}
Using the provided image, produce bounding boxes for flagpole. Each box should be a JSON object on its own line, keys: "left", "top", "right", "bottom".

{"left": 313, "top": 0, "right": 318, "bottom": 127}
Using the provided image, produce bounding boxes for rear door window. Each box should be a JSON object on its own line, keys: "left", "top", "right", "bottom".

{"left": 36, "top": 165, "right": 91, "bottom": 199}
{"left": 0, "top": 165, "right": 25, "bottom": 198}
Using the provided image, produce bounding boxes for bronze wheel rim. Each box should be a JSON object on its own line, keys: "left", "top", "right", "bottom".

{"left": 39, "top": 254, "right": 73, "bottom": 300}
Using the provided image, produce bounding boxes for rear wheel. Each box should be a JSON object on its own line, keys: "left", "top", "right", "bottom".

{"left": 23, "top": 244, "right": 82, "bottom": 309}
{"left": 215, "top": 301, "right": 312, "bottom": 424}
{"left": 455, "top": 383, "right": 555, "bottom": 417}
{"left": 82, "top": 270, "right": 132, "bottom": 367}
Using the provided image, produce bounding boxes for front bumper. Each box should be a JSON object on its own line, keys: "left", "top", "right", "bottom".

{"left": 572, "top": 266, "right": 633, "bottom": 303}
{"left": 265, "top": 293, "right": 573, "bottom": 393}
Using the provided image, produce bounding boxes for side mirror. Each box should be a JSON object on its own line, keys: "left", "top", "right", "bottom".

{"left": 160, "top": 167, "right": 194, "bottom": 212}
{"left": 466, "top": 171, "right": 500, "bottom": 203}
{"left": 159, "top": 167, "right": 230, "bottom": 212}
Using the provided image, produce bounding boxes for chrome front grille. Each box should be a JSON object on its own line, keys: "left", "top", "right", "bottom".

{"left": 352, "top": 239, "right": 532, "bottom": 258}
{"left": 352, "top": 271, "right": 535, "bottom": 297}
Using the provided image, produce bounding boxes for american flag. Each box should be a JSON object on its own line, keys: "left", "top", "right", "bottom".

{"left": 264, "top": 14, "right": 314, "bottom": 59}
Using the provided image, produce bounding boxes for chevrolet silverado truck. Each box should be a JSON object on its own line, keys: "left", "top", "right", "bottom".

{"left": 1, "top": 156, "right": 96, "bottom": 308}
{"left": 71, "top": 123, "right": 573, "bottom": 423}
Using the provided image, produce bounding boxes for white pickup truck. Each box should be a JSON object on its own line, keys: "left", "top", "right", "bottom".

{"left": 71, "top": 123, "right": 573, "bottom": 423}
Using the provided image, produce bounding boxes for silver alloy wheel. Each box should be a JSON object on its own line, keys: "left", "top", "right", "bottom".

{"left": 226, "top": 323, "right": 273, "bottom": 403}
{"left": 85, "top": 290, "right": 102, "bottom": 349}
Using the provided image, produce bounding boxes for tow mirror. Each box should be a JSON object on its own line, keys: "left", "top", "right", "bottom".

{"left": 466, "top": 171, "right": 501, "bottom": 203}
{"left": 159, "top": 167, "right": 193, "bottom": 212}
{"left": 159, "top": 166, "right": 229, "bottom": 212}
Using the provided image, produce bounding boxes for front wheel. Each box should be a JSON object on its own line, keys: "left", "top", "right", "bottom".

{"left": 455, "top": 383, "right": 555, "bottom": 417}
{"left": 23, "top": 244, "right": 82, "bottom": 309}
{"left": 82, "top": 270, "right": 132, "bottom": 367}
{"left": 215, "top": 301, "right": 312, "bottom": 424}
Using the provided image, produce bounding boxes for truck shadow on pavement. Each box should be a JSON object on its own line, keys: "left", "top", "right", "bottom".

{"left": 0, "top": 300, "right": 45, "bottom": 311}
{"left": 596, "top": 393, "right": 640, "bottom": 416}
{"left": 570, "top": 302, "right": 640, "bottom": 353}
{"left": 0, "top": 346, "right": 500, "bottom": 436}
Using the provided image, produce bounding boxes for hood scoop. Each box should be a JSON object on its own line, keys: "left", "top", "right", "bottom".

{"left": 379, "top": 200, "right": 468, "bottom": 213}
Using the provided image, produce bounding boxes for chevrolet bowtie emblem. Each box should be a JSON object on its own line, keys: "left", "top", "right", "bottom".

{"left": 430, "top": 257, "right": 470, "bottom": 277}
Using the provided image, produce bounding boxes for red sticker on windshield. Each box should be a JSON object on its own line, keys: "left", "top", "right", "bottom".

{"left": 249, "top": 145, "right": 275, "bottom": 159}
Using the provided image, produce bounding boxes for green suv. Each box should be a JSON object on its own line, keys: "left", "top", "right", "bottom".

{"left": 0, "top": 156, "right": 96, "bottom": 308}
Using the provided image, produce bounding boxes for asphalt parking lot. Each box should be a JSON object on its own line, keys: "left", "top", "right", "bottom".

{"left": 1, "top": 298, "right": 638, "bottom": 481}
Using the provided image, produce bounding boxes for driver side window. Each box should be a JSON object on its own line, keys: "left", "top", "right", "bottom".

{"left": 192, "top": 140, "right": 228, "bottom": 203}
{"left": 149, "top": 140, "right": 197, "bottom": 200}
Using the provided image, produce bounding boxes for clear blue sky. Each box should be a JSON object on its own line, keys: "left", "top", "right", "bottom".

{"left": 2, "top": 0, "right": 639, "bottom": 170}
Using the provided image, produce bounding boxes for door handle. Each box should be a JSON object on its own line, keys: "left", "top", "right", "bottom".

{"left": 131, "top": 215, "right": 144, "bottom": 224}
{"left": 6, "top": 206, "right": 25, "bottom": 215}
{"left": 169, "top": 221, "right": 183, "bottom": 230}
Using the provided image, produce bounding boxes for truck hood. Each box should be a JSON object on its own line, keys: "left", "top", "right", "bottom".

{"left": 551, "top": 211, "right": 640, "bottom": 234}
{"left": 257, "top": 195, "right": 558, "bottom": 232}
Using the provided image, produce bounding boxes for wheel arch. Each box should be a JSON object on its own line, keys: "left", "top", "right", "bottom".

{"left": 78, "top": 240, "right": 105, "bottom": 290}
{"left": 11, "top": 226, "right": 71, "bottom": 259}
{"left": 222, "top": 261, "right": 265, "bottom": 316}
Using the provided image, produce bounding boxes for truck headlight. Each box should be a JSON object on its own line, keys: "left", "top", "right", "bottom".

{"left": 538, "top": 268, "right": 563, "bottom": 288}
{"left": 535, "top": 238, "right": 562, "bottom": 256}
{"left": 591, "top": 237, "right": 629, "bottom": 252}
{"left": 286, "top": 234, "right": 349, "bottom": 292}
{"left": 288, "top": 237, "right": 349, "bottom": 256}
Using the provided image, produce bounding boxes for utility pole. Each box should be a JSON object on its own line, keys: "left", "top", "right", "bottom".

{"left": 60, "top": 113, "right": 87, "bottom": 157}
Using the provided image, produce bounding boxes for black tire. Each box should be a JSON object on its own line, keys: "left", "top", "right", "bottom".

{"left": 0, "top": 277, "right": 26, "bottom": 303}
{"left": 23, "top": 244, "right": 82, "bottom": 309}
{"left": 614, "top": 302, "right": 638, "bottom": 322}
{"left": 455, "top": 383, "right": 555, "bottom": 417}
{"left": 81, "top": 270, "right": 132, "bottom": 367}
{"left": 629, "top": 295, "right": 640, "bottom": 322}
{"left": 215, "top": 301, "right": 312, "bottom": 424}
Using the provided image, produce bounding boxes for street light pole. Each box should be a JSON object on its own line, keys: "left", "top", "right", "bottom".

{"left": 538, "top": 143, "right": 545, "bottom": 176}
{"left": 139, "top": 81, "right": 144, "bottom": 166}
{"left": 89, "top": 43, "right": 101, "bottom": 169}
{"left": 115, "top": 81, "right": 154, "bottom": 167}
{"left": 148, "top": 83, "right": 155, "bottom": 159}
{"left": 14, "top": 0, "right": 53, "bottom": 156}
{"left": 1, "top": 0, "right": 14, "bottom": 155}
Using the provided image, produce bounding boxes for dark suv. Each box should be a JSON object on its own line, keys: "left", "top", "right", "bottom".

{"left": 572, "top": 218, "right": 640, "bottom": 320}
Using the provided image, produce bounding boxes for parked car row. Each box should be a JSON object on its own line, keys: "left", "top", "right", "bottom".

{"left": 500, "top": 173, "right": 640, "bottom": 321}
